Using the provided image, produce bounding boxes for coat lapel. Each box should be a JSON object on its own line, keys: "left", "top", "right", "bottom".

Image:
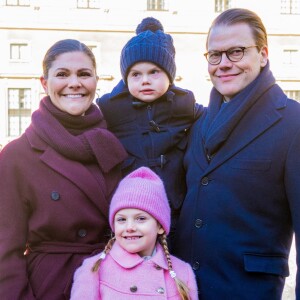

{"left": 40, "top": 147, "right": 109, "bottom": 217}
{"left": 202, "top": 89, "right": 286, "bottom": 176}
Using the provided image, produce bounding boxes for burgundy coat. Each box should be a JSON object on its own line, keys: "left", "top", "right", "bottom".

{"left": 0, "top": 129, "right": 125, "bottom": 299}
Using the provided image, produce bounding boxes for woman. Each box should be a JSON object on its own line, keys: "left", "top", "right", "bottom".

{"left": 0, "top": 39, "right": 127, "bottom": 299}
{"left": 173, "top": 8, "right": 300, "bottom": 299}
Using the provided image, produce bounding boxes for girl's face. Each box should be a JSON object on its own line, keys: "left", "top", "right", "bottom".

{"left": 40, "top": 51, "right": 98, "bottom": 116}
{"left": 127, "top": 62, "right": 170, "bottom": 103}
{"left": 114, "top": 208, "right": 164, "bottom": 257}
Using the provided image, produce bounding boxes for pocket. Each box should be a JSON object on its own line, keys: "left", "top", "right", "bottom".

{"left": 244, "top": 253, "right": 289, "bottom": 277}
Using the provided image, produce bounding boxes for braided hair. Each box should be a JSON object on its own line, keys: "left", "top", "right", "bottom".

{"left": 158, "top": 233, "right": 191, "bottom": 300}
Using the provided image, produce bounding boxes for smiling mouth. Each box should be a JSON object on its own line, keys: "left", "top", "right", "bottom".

{"left": 217, "top": 73, "right": 239, "bottom": 78}
{"left": 63, "top": 94, "right": 85, "bottom": 98}
{"left": 124, "top": 236, "right": 142, "bottom": 240}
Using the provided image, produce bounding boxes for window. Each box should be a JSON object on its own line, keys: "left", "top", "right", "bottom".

{"left": 8, "top": 88, "right": 31, "bottom": 136}
{"left": 283, "top": 49, "right": 299, "bottom": 64}
{"left": 6, "top": 0, "right": 30, "bottom": 6}
{"left": 281, "top": 0, "right": 300, "bottom": 14}
{"left": 10, "top": 43, "right": 29, "bottom": 61}
{"left": 77, "top": 0, "right": 100, "bottom": 9}
{"left": 215, "top": 0, "right": 231, "bottom": 13}
{"left": 147, "top": 0, "right": 168, "bottom": 11}
{"left": 284, "top": 90, "right": 300, "bottom": 102}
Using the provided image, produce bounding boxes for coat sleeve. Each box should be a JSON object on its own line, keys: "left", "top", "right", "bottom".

{"left": 0, "top": 142, "right": 36, "bottom": 299}
{"left": 70, "top": 253, "right": 102, "bottom": 300}
{"left": 285, "top": 126, "right": 300, "bottom": 298}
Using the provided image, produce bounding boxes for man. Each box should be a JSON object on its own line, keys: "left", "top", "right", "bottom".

{"left": 174, "top": 8, "right": 300, "bottom": 300}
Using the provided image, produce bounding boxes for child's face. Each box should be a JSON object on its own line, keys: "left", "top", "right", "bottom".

{"left": 114, "top": 208, "right": 164, "bottom": 257}
{"left": 127, "top": 62, "right": 170, "bottom": 103}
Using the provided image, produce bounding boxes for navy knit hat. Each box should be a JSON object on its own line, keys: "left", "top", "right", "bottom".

{"left": 120, "top": 17, "right": 176, "bottom": 83}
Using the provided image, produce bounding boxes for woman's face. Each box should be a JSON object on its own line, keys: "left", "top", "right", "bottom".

{"left": 40, "top": 51, "right": 98, "bottom": 116}
{"left": 207, "top": 23, "right": 268, "bottom": 101}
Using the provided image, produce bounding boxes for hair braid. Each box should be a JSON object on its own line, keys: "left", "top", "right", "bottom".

{"left": 92, "top": 236, "right": 116, "bottom": 272}
{"left": 158, "top": 234, "right": 191, "bottom": 300}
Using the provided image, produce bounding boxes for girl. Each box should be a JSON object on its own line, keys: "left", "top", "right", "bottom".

{"left": 70, "top": 167, "right": 198, "bottom": 299}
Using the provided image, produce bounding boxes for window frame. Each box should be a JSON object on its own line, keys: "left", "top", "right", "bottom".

{"left": 147, "top": 0, "right": 168, "bottom": 11}
{"left": 280, "top": 0, "right": 300, "bottom": 14}
{"left": 7, "top": 88, "right": 32, "bottom": 137}
{"left": 5, "top": 0, "right": 30, "bottom": 6}
{"left": 284, "top": 90, "right": 300, "bottom": 101}
{"left": 76, "top": 0, "right": 101, "bottom": 9}
{"left": 215, "top": 0, "right": 231, "bottom": 13}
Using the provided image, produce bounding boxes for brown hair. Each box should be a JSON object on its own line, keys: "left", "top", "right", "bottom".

{"left": 92, "top": 234, "right": 191, "bottom": 300}
{"left": 206, "top": 8, "right": 268, "bottom": 50}
{"left": 42, "top": 39, "right": 97, "bottom": 79}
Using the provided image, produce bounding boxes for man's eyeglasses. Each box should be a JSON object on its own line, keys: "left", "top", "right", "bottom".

{"left": 204, "top": 46, "right": 258, "bottom": 65}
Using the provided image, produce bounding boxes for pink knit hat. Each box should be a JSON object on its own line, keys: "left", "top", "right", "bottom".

{"left": 109, "top": 167, "right": 171, "bottom": 234}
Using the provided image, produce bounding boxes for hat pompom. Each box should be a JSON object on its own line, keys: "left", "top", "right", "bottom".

{"left": 136, "top": 17, "right": 164, "bottom": 34}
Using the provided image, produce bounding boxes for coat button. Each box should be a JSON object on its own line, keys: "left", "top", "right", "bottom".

{"left": 195, "top": 219, "right": 203, "bottom": 228}
{"left": 77, "top": 229, "right": 87, "bottom": 237}
{"left": 154, "top": 264, "right": 162, "bottom": 270}
{"left": 51, "top": 191, "right": 60, "bottom": 201}
{"left": 192, "top": 261, "right": 199, "bottom": 270}
{"left": 201, "top": 177, "right": 209, "bottom": 185}
{"left": 130, "top": 285, "right": 138, "bottom": 293}
{"left": 157, "top": 287, "right": 165, "bottom": 294}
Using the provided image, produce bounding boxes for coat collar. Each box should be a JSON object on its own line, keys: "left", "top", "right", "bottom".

{"left": 25, "top": 130, "right": 110, "bottom": 217}
{"left": 109, "top": 241, "right": 169, "bottom": 270}
{"left": 193, "top": 84, "right": 287, "bottom": 175}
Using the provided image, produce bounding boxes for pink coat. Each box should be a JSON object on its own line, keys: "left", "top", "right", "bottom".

{"left": 71, "top": 242, "right": 198, "bottom": 299}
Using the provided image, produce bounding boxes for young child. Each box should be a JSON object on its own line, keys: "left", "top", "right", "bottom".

{"left": 70, "top": 167, "right": 198, "bottom": 299}
{"left": 97, "top": 17, "right": 203, "bottom": 242}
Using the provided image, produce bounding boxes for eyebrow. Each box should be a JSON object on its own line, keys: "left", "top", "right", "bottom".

{"left": 208, "top": 46, "right": 244, "bottom": 52}
{"left": 54, "top": 67, "right": 93, "bottom": 72}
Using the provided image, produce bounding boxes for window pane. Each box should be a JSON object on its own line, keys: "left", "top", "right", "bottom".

{"left": 215, "top": 0, "right": 230, "bottom": 12}
{"left": 8, "top": 89, "right": 19, "bottom": 108}
{"left": 281, "top": 0, "right": 300, "bottom": 14}
{"left": 147, "top": 0, "right": 166, "bottom": 11}
{"left": 21, "top": 116, "right": 31, "bottom": 133}
{"left": 10, "top": 43, "right": 29, "bottom": 60}
{"left": 8, "top": 88, "right": 32, "bottom": 136}
{"left": 9, "top": 117, "right": 20, "bottom": 136}
{"left": 77, "top": 0, "right": 100, "bottom": 8}
{"left": 284, "top": 90, "right": 300, "bottom": 101}
{"left": 6, "top": 0, "right": 30, "bottom": 6}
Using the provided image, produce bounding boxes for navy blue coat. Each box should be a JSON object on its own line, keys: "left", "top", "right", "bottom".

{"left": 173, "top": 82, "right": 300, "bottom": 299}
{"left": 97, "top": 80, "right": 202, "bottom": 238}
